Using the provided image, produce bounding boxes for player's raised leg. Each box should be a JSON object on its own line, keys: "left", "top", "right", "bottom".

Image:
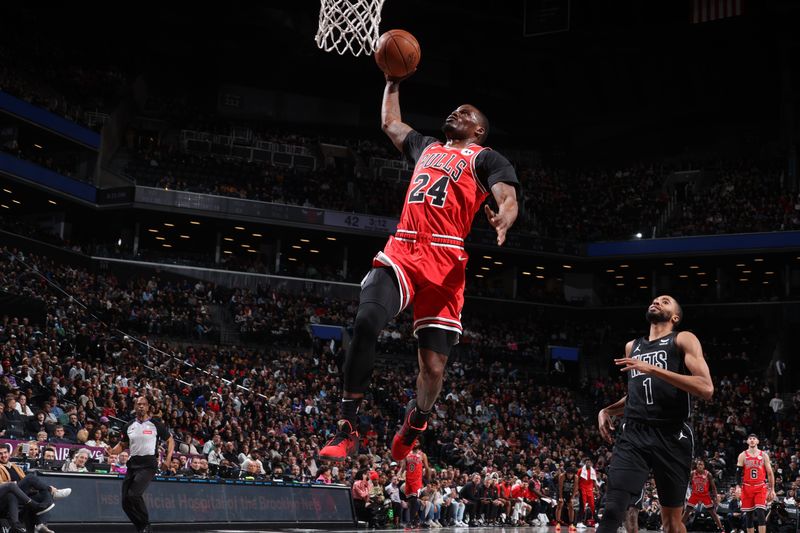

{"left": 391, "top": 329, "right": 453, "bottom": 461}
{"left": 319, "top": 268, "right": 401, "bottom": 461}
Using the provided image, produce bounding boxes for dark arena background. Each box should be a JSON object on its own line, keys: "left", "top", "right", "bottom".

{"left": 1, "top": 1, "right": 799, "bottom": 532}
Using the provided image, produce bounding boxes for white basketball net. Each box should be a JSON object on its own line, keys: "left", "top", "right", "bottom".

{"left": 316, "top": 0, "right": 386, "bottom": 56}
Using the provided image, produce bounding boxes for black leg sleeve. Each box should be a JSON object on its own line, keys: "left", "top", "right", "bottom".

{"left": 596, "top": 488, "right": 634, "bottom": 533}
{"left": 342, "top": 268, "right": 399, "bottom": 394}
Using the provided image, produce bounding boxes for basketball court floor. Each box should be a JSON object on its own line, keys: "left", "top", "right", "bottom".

{"left": 137, "top": 527, "right": 671, "bottom": 532}
{"left": 50, "top": 526, "right": 676, "bottom": 532}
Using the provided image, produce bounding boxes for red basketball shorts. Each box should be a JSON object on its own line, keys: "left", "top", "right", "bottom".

{"left": 405, "top": 480, "right": 423, "bottom": 497}
{"left": 372, "top": 231, "right": 466, "bottom": 337}
{"left": 687, "top": 492, "right": 713, "bottom": 507}
{"left": 741, "top": 483, "right": 767, "bottom": 511}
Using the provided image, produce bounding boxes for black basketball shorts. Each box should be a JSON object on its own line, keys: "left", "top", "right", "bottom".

{"left": 606, "top": 419, "right": 694, "bottom": 508}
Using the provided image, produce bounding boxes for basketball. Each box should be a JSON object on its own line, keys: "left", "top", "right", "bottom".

{"left": 374, "top": 29, "right": 421, "bottom": 79}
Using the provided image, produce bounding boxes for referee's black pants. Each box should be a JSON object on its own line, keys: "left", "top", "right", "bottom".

{"left": 122, "top": 466, "right": 157, "bottom": 529}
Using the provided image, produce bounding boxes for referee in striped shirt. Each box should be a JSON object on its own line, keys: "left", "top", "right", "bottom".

{"left": 106, "top": 396, "right": 174, "bottom": 533}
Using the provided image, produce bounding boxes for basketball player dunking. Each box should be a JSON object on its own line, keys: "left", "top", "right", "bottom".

{"left": 682, "top": 459, "right": 723, "bottom": 531}
{"left": 596, "top": 295, "right": 714, "bottom": 533}
{"left": 319, "top": 72, "right": 519, "bottom": 462}
{"left": 736, "top": 434, "right": 775, "bottom": 533}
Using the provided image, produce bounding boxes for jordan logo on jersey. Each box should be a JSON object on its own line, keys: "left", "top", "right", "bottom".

{"left": 678, "top": 431, "right": 688, "bottom": 440}
{"left": 630, "top": 350, "right": 667, "bottom": 378}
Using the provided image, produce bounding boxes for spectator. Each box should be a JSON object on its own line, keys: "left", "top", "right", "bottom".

{"left": 63, "top": 413, "right": 83, "bottom": 443}
{"left": 3, "top": 396, "right": 26, "bottom": 439}
{"left": 769, "top": 392, "right": 784, "bottom": 421}
{"left": 180, "top": 456, "right": 204, "bottom": 477}
{"left": 86, "top": 429, "right": 108, "bottom": 448}
{"left": 26, "top": 412, "right": 49, "bottom": 439}
{"left": 14, "top": 394, "right": 34, "bottom": 418}
{"left": 460, "top": 473, "right": 482, "bottom": 525}
{"left": 159, "top": 457, "right": 181, "bottom": 476}
{"left": 240, "top": 461, "right": 264, "bottom": 480}
{"left": 352, "top": 469, "right": 372, "bottom": 524}
{"left": 111, "top": 451, "right": 129, "bottom": 475}
{"left": 48, "top": 425, "right": 70, "bottom": 444}
{"left": 316, "top": 466, "right": 333, "bottom": 484}
{"left": 0, "top": 443, "right": 71, "bottom": 533}
{"left": 385, "top": 476, "right": 403, "bottom": 527}
{"left": 62, "top": 449, "right": 90, "bottom": 473}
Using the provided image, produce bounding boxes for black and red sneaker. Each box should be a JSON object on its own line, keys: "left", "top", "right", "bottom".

{"left": 318, "top": 420, "right": 359, "bottom": 462}
{"left": 391, "top": 399, "right": 428, "bottom": 461}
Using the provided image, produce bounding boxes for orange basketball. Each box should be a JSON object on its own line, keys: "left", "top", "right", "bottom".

{"left": 374, "top": 29, "right": 421, "bottom": 79}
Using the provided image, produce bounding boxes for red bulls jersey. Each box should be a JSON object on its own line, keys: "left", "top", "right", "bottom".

{"left": 743, "top": 450, "right": 766, "bottom": 485}
{"left": 399, "top": 133, "right": 491, "bottom": 239}
{"left": 691, "top": 470, "right": 710, "bottom": 494}
{"left": 406, "top": 451, "right": 424, "bottom": 484}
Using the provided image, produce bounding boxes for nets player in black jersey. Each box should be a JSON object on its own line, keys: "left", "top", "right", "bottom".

{"left": 596, "top": 295, "right": 713, "bottom": 533}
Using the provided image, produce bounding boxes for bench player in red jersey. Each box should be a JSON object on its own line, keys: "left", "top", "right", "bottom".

{"left": 736, "top": 434, "right": 775, "bottom": 533}
{"left": 682, "top": 459, "right": 723, "bottom": 531}
{"left": 319, "top": 71, "right": 519, "bottom": 463}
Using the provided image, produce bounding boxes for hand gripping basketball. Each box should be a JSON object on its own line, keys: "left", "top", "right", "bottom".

{"left": 375, "top": 29, "right": 420, "bottom": 81}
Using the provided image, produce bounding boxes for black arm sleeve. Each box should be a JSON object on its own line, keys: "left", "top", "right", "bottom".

{"left": 402, "top": 130, "right": 439, "bottom": 165}
{"left": 474, "top": 149, "right": 519, "bottom": 193}
{"left": 736, "top": 467, "right": 743, "bottom": 485}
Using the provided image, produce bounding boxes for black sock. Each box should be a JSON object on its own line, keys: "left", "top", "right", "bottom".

{"left": 409, "top": 405, "right": 431, "bottom": 427}
{"left": 340, "top": 398, "right": 362, "bottom": 430}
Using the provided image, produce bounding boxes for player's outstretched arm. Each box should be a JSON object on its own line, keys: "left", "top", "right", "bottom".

{"left": 484, "top": 182, "right": 518, "bottom": 246}
{"left": 614, "top": 331, "right": 713, "bottom": 400}
{"left": 382, "top": 79, "right": 413, "bottom": 152}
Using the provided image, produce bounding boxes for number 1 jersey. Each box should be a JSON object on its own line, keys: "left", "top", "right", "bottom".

{"left": 624, "top": 332, "right": 691, "bottom": 425}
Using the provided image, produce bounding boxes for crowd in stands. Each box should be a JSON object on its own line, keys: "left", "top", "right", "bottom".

{"left": 0, "top": 43, "right": 124, "bottom": 132}
{"left": 124, "top": 146, "right": 358, "bottom": 213}
{"left": 4, "top": 50, "right": 798, "bottom": 243}
{"left": 120, "top": 126, "right": 800, "bottom": 243}
{"left": 0, "top": 242, "right": 795, "bottom": 531}
{"left": 0, "top": 141, "right": 93, "bottom": 184}
{"left": 668, "top": 165, "right": 800, "bottom": 236}
{"left": 0, "top": 248, "right": 217, "bottom": 342}
{"left": 1, "top": 22, "right": 798, "bottom": 245}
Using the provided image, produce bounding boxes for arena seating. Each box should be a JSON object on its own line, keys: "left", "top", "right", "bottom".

{"left": 1, "top": 241, "right": 797, "bottom": 529}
